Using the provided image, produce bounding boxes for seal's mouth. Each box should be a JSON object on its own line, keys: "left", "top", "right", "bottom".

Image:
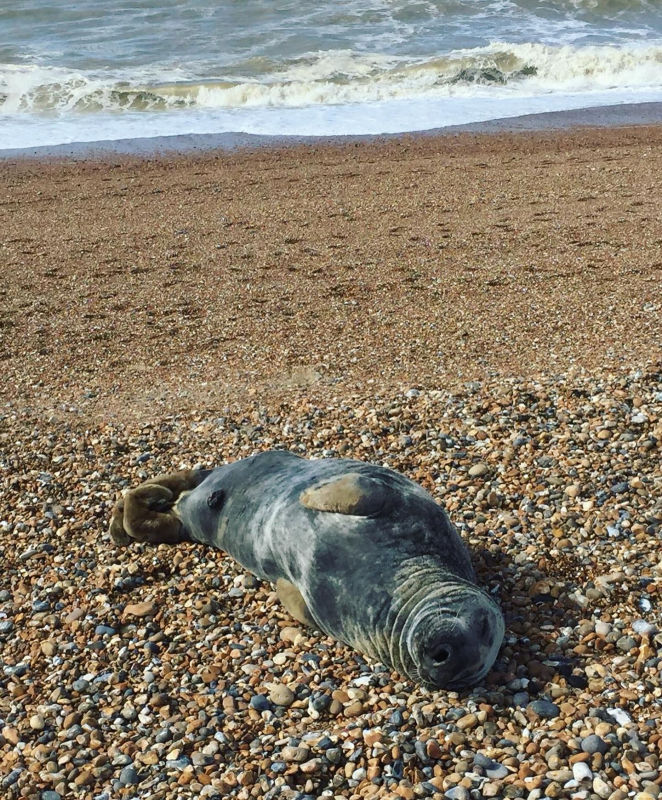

{"left": 408, "top": 595, "right": 505, "bottom": 689}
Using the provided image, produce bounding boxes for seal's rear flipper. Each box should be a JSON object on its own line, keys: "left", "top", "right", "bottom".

{"left": 276, "top": 578, "right": 316, "bottom": 628}
{"left": 299, "top": 473, "right": 391, "bottom": 517}
{"left": 108, "top": 498, "right": 132, "bottom": 546}
{"left": 109, "top": 470, "right": 202, "bottom": 546}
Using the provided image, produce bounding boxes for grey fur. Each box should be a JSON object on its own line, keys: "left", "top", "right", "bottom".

{"left": 174, "top": 451, "right": 504, "bottom": 689}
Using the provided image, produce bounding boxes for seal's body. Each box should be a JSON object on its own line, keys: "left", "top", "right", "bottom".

{"left": 110, "top": 451, "right": 504, "bottom": 688}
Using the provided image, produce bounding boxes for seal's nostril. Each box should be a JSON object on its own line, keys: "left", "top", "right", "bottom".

{"left": 431, "top": 644, "right": 451, "bottom": 664}
{"left": 478, "top": 610, "right": 491, "bottom": 641}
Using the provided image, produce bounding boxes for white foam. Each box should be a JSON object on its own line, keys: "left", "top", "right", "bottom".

{"left": 2, "top": 41, "right": 662, "bottom": 116}
{"left": 1, "top": 40, "right": 662, "bottom": 149}
{"left": 2, "top": 86, "right": 662, "bottom": 151}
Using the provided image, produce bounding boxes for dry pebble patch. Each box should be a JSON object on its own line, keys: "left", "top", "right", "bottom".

{"left": 1, "top": 367, "right": 661, "bottom": 800}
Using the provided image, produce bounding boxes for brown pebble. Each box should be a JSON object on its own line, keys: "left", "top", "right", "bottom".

{"left": 343, "top": 700, "right": 364, "bottom": 717}
{"left": 40, "top": 641, "right": 57, "bottom": 656}
{"left": 122, "top": 600, "right": 156, "bottom": 618}
{"left": 2, "top": 726, "right": 19, "bottom": 745}
{"left": 456, "top": 713, "right": 478, "bottom": 731}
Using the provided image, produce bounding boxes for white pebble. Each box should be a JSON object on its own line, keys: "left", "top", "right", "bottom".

{"left": 607, "top": 708, "right": 632, "bottom": 726}
{"left": 573, "top": 762, "right": 593, "bottom": 782}
{"left": 632, "top": 619, "right": 656, "bottom": 636}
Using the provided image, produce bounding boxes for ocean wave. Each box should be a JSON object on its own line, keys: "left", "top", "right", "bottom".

{"left": 1, "top": 42, "right": 661, "bottom": 114}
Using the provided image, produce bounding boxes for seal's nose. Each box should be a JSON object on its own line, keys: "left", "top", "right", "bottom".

{"left": 419, "top": 607, "right": 496, "bottom": 688}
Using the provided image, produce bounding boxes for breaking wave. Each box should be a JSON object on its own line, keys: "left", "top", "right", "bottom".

{"left": 2, "top": 42, "right": 661, "bottom": 115}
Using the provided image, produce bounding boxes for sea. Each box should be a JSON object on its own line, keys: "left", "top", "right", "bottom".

{"left": 2, "top": 0, "right": 662, "bottom": 151}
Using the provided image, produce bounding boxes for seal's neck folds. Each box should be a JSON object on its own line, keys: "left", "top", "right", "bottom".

{"left": 387, "top": 560, "right": 504, "bottom": 689}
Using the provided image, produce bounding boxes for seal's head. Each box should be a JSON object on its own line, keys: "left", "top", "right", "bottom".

{"left": 399, "top": 581, "right": 505, "bottom": 689}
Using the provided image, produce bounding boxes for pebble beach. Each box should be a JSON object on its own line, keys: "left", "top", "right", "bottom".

{"left": 1, "top": 123, "right": 661, "bottom": 800}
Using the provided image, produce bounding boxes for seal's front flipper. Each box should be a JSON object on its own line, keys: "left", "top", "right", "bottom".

{"left": 299, "top": 473, "right": 391, "bottom": 516}
{"left": 276, "top": 578, "right": 316, "bottom": 628}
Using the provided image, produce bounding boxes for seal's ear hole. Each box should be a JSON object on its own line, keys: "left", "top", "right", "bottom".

{"left": 431, "top": 645, "right": 451, "bottom": 665}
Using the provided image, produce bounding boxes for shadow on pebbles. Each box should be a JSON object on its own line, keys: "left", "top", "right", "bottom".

{"left": 1, "top": 367, "right": 661, "bottom": 800}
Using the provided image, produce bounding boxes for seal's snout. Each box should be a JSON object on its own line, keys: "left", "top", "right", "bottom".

{"left": 414, "top": 600, "right": 504, "bottom": 689}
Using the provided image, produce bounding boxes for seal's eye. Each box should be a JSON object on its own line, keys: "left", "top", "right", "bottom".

{"left": 431, "top": 644, "right": 451, "bottom": 665}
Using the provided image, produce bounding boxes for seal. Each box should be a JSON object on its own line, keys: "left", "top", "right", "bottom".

{"left": 109, "top": 451, "right": 504, "bottom": 688}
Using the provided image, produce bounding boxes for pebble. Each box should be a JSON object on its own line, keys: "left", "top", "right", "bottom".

{"left": 616, "top": 635, "right": 637, "bottom": 652}
{"left": 527, "top": 700, "right": 561, "bottom": 719}
{"left": 118, "top": 766, "right": 139, "bottom": 786}
{"left": 593, "top": 777, "right": 612, "bottom": 799}
{"left": 94, "top": 624, "right": 116, "bottom": 636}
{"left": 573, "top": 762, "right": 593, "bottom": 782}
{"left": 282, "top": 746, "right": 310, "bottom": 763}
{"left": 249, "top": 694, "right": 271, "bottom": 711}
{"left": 269, "top": 684, "right": 295, "bottom": 707}
{"left": 581, "top": 734, "right": 610, "bottom": 755}
{"left": 632, "top": 619, "right": 657, "bottom": 636}
{"left": 468, "top": 463, "right": 489, "bottom": 478}
{"left": 445, "top": 787, "right": 470, "bottom": 800}
{"left": 122, "top": 601, "right": 156, "bottom": 618}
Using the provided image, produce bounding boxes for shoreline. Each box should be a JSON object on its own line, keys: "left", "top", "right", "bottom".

{"left": 2, "top": 100, "right": 662, "bottom": 162}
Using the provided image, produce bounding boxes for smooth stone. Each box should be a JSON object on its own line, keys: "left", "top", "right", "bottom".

{"left": 281, "top": 746, "right": 310, "bottom": 763}
{"left": 513, "top": 692, "right": 530, "bottom": 707}
{"left": 593, "top": 777, "right": 612, "bottom": 799}
{"left": 573, "top": 762, "right": 593, "bottom": 782}
{"left": 581, "top": 734, "right": 610, "bottom": 755}
{"left": 632, "top": 620, "right": 656, "bottom": 636}
{"left": 468, "top": 463, "right": 489, "bottom": 478}
{"left": 249, "top": 694, "right": 271, "bottom": 712}
{"left": 300, "top": 758, "right": 323, "bottom": 774}
{"left": 445, "top": 788, "right": 470, "bottom": 800}
{"left": 269, "top": 684, "right": 295, "bottom": 707}
{"left": 616, "top": 635, "right": 637, "bottom": 652}
{"left": 527, "top": 700, "right": 561, "bottom": 719}
{"left": 486, "top": 765, "right": 509, "bottom": 780}
{"left": 389, "top": 709, "right": 405, "bottom": 727}
{"left": 165, "top": 756, "right": 191, "bottom": 770}
{"left": 191, "top": 752, "right": 214, "bottom": 767}
{"left": 119, "top": 766, "right": 139, "bottom": 786}
{"left": 474, "top": 754, "right": 498, "bottom": 769}
{"left": 123, "top": 601, "right": 156, "bottom": 618}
